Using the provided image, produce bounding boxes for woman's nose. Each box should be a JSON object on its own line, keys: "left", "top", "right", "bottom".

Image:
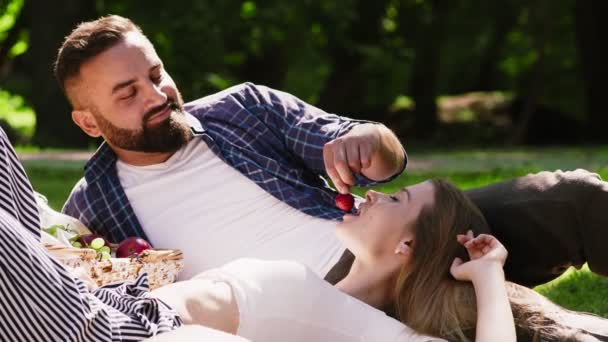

{"left": 365, "top": 190, "right": 380, "bottom": 203}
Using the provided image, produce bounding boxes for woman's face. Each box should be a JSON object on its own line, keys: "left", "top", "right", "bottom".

{"left": 336, "top": 181, "right": 436, "bottom": 260}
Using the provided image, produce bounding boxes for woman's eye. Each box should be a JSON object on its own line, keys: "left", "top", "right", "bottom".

{"left": 389, "top": 195, "right": 399, "bottom": 202}
{"left": 151, "top": 75, "right": 162, "bottom": 84}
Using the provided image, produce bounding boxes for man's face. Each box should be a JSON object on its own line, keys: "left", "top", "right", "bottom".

{"left": 71, "top": 31, "right": 192, "bottom": 153}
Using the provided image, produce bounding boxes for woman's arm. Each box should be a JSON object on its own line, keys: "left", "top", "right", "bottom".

{"left": 450, "top": 233, "right": 516, "bottom": 342}
{"left": 470, "top": 263, "right": 513, "bottom": 341}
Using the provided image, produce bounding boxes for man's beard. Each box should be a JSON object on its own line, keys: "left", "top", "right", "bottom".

{"left": 93, "top": 99, "right": 194, "bottom": 153}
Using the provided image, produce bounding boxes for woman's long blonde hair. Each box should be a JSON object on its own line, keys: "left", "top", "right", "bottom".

{"left": 391, "top": 179, "right": 581, "bottom": 341}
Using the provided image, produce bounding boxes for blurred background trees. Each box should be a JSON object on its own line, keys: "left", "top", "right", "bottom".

{"left": 0, "top": 0, "right": 605, "bottom": 147}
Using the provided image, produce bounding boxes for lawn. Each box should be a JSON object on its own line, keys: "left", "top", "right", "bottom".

{"left": 21, "top": 145, "right": 608, "bottom": 318}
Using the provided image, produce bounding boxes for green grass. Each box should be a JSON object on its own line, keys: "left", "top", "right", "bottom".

{"left": 21, "top": 146, "right": 608, "bottom": 317}
{"left": 24, "top": 160, "right": 85, "bottom": 210}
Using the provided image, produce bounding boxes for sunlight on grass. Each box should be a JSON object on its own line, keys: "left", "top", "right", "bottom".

{"left": 536, "top": 265, "right": 608, "bottom": 317}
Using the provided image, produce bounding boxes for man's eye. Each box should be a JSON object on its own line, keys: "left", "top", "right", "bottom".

{"left": 390, "top": 195, "right": 399, "bottom": 202}
{"left": 151, "top": 75, "right": 162, "bottom": 84}
{"left": 120, "top": 90, "right": 136, "bottom": 100}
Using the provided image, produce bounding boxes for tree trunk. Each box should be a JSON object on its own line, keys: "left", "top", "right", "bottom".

{"left": 574, "top": 0, "right": 608, "bottom": 143}
{"left": 474, "top": 3, "right": 519, "bottom": 91}
{"left": 509, "top": 0, "right": 551, "bottom": 145}
{"left": 239, "top": 43, "right": 288, "bottom": 90}
{"left": 407, "top": 0, "right": 452, "bottom": 139}
{"left": 316, "top": 0, "right": 389, "bottom": 118}
{"left": 24, "top": 0, "right": 96, "bottom": 147}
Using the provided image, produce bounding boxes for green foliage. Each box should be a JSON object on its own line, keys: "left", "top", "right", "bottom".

{"left": 0, "top": 0, "right": 598, "bottom": 146}
{"left": 0, "top": 0, "right": 22, "bottom": 38}
{"left": 0, "top": 0, "right": 28, "bottom": 58}
{"left": 0, "top": 89, "right": 35, "bottom": 138}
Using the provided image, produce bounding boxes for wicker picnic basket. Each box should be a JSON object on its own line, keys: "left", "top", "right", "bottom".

{"left": 44, "top": 243, "right": 184, "bottom": 290}
{"left": 36, "top": 193, "right": 184, "bottom": 290}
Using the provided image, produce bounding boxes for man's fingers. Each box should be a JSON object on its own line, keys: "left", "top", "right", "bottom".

{"left": 333, "top": 144, "right": 356, "bottom": 187}
{"left": 346, "top": 143, "right": 362, "bottom": 173}
{"left": 324, "top": 144, "right": 349, "bottom": 193}
{"left": 359, "top": 141, "right": 373, "bottom": 169}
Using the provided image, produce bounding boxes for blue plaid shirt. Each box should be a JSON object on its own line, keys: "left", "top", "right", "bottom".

{"left": 62, "top": 83, "right": 406, "bottom": 244}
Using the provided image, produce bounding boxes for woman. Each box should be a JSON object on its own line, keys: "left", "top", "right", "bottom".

{"left": 150, "top": 180, "right": 517, "bottom": 341}
{"left": 152, "top": 179, "right": 608, "bottom": 342}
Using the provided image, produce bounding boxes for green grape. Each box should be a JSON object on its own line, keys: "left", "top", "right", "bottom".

{"left": 100, "top": 251, "right": 111, "bottom": 260}
{"left": 71, "top": 241, "right": 83, "bottom": 248}
{"left": 43, "top": 226, "right": 58, "bottom": 237}
{"left": 99, "top": 246, "right": 111, "bottom": 254}
{"left": 90, "top": 238, "right": 105, "bottom": 250}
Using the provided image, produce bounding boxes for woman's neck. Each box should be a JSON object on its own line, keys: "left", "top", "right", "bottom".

{"left": 334, "top": 258, "right": 396, "bottom": 310}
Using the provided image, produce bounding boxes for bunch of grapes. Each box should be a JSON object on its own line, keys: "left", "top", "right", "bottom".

{"left": 44, "top": 225, "right": 111, "bottom": 260}
{"left": 83, "top": 237, "right": 112, "bottom": 260}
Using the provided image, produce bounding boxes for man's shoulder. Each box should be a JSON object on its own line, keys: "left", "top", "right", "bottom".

{"left": 62, "top": 176, "right": 89, "bottom": 214}
{"left": 184, "top": 82, "right": 264, "bottom": 113}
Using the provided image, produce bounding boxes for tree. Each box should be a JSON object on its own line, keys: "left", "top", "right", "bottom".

{"left": 316, "top": 0, "right": 390, "bottom": 118}
{"left": 399, "top": 0, "right": 453, "bottom": 139}
{"left": 0, "top": 0, "right": 26, "bottom": 79}
{"left": 574, "top": 0, "right": 608, "bottom": 143}
{"left": 23, "top": 0, "right": 97, "bottom": 147}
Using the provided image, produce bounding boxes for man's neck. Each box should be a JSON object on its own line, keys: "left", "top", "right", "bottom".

{"left": 113, "top": 147, "right": 176, "bottom": 166}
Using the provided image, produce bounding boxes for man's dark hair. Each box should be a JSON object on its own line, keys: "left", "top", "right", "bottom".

{"left": 54, "top": 15, "right": 142, "bottom": 94}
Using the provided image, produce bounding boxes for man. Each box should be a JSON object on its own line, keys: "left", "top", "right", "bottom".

{"left": 58, "top": 15, "right": 608, "bottom": 287}
{"left": 57, "top": 15, "right": 405, "bottom": 280}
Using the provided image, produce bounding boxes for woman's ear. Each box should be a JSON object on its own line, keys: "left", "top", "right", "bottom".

{"left": 72, "top": 110, "right": 102, "bottom": 138}
{"left": 394, "top": 239, "right": 413, "bottom": 255}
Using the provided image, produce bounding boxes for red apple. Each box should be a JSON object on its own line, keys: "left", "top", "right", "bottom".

{"left": 116, "top": 237, "right": 152, "bottom": 258}
{"left": 78, "top": 234, "right": 110, "bottom": 248}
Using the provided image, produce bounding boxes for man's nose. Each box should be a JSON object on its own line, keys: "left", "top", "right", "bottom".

{"left": 143, "top": 82, "right": 168, "bottom": 107}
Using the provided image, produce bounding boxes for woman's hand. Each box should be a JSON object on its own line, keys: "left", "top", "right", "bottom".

{"left": 452, "top": 232, "right": 516, "bottom": 342}
{"left": 450, "top": 231, "right": 508, "bottom": 283}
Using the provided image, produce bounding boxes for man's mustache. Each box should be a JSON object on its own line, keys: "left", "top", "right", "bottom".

{"left": 143, "top": 99, "right": 181, "bottom": 122}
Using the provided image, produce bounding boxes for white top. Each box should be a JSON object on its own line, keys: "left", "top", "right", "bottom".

{"left": 194, "top": 259, "right": 445, "bottom": 342}
{"left": 116, "top": 138, "right": 345, "bottom": 279}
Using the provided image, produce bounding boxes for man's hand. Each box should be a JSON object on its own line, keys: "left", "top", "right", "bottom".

{"left": 323, "top": 124, "right": 404, "bottom": 194}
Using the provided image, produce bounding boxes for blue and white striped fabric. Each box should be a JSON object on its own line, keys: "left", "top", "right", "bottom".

{"left": 0, "top": 128, "right": 182, "bottom": 341}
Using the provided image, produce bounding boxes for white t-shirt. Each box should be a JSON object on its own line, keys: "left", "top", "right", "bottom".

{"left": 194, "top": 259, "right": 445, "bottom": 342}
{"left": 116, "top": 138, "right": 345, "bottom": 279}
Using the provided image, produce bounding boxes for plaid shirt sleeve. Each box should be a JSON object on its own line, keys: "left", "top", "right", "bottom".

{"left": 237, "top": 83, "right": 406, "bottom": 186}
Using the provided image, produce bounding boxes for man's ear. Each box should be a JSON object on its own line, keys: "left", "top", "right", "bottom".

{"left": 72, "top": 110, "right": 102, "bottom": 138}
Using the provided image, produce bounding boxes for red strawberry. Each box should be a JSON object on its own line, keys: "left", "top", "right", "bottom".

{"left": 336, "top": 193, "right": 355, "bottom": 212}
